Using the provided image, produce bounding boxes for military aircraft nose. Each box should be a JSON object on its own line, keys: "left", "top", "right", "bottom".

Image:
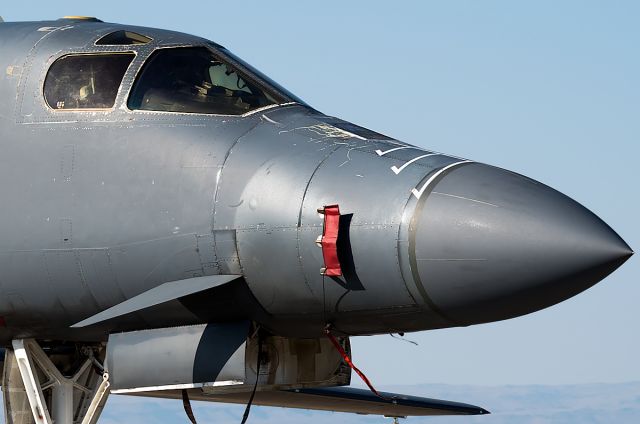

{"left": 410, "top": 163, "right": 633, "bottom": 325}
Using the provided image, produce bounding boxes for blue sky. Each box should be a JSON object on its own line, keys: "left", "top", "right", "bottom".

{"left": 1, "top": 0, "right": 638, "bottom": 421}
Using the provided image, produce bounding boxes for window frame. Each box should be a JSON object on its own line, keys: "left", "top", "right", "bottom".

{"left": 125, "top": 45, "right": 301, "bottom": 118}
{"left": 42, "top": 51, "right": 137, "bottom": 113}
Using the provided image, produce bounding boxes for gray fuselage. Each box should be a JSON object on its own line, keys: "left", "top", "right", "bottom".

{"left": 0, "top": 20, "right": 632, "bottom": 345}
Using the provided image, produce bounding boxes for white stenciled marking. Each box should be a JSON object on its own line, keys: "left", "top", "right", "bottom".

{"left": 280, "top": 124, "right": 366, "bottom": 140}
{"left": 411, "top": 161, "right": 472, "bottom": 200}
{"left": 261, "top": 114, "right": 280, "bottom": 125}
{"left": 375, "top": 146, "right": 423, "bottom": 156}
{"left": 391, "top": 153, "right": 440, "bottom": 175}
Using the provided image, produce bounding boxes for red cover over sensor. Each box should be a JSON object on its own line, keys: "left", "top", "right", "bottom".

{"left": 320, "top": 205, "right": 342, "bottom": 276}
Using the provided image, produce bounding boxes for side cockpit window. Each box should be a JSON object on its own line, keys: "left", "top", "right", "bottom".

{"left": 44, "top": 53, "right": 135, "bottom": 110}
{"left": 128, "top": 47, "right": 284, "bottom": 115}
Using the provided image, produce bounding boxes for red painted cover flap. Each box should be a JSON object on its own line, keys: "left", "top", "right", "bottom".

{"left": 321, "top": 205, "right": 342, "bottom": 276}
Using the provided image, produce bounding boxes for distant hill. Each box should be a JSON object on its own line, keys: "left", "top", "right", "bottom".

{"left": 385, "top": 382, "right": 640, "bottom": 424}
{"left": 2, "top": 381, "right": 640, "bottom": 423}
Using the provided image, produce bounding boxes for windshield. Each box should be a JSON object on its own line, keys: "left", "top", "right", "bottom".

{"left": 128, "top": 47, "right": 296, "bottom": 115}
{"left": 217, "top": 46, "right": 306, "bottom": 106}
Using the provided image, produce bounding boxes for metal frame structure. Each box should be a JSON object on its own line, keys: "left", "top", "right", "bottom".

{"left": 5, "top": 339, "right": 109, "bottom": 424}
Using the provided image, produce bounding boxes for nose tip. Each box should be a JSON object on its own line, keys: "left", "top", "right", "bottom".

{"left": 410, "top": 163, "right": 633, "bottom": 325}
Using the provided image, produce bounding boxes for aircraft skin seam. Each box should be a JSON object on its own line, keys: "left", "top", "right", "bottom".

{"left": 407, "top": 161, "right": 474, "bottom": 327}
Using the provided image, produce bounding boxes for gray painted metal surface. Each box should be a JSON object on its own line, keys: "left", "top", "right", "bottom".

{"left": 135, "top": 386, "right": 489, "bottom": 417}
{"left": 107, "top": 321, "right": 248, "bottom": 391}
{"left": 73, "top": 275, "right": 241, "bottom": 327}
{"left": 409, "top": 163, "right": 632, "bottom": 326}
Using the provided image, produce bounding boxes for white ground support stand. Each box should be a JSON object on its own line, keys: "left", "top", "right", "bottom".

{"left": 2, "top": 339, "right": 110, "bottom": 424}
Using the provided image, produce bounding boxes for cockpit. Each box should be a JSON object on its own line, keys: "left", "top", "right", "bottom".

{"left": 128, "top": 47, "right": 282, "bottom": 115}
{"left": 43, "top": 32, "right": 302, "bottom": 116}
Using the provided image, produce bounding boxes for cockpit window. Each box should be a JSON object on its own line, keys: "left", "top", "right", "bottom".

{"left": 217, "top": 46, "right": 306, "bottom": 106}
{"left": 96, "top": 30, "right": 152, "bottom": 45}
{"left": 128, "top": 47, "right": 289, "bottom": 115}
{"left": 44, "top": 53, "right": 134, "bottom": 110}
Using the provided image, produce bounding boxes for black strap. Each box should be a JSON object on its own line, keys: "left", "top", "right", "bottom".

{"left": 182, "top": 389, "right": 198, "bottom": 424}
{"left": 240, "top": 333, "right": 263, "bottom": 424}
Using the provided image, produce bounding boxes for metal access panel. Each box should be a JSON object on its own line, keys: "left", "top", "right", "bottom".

{"left": 107, "top": 321, "right": 250, "bottom": 392}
